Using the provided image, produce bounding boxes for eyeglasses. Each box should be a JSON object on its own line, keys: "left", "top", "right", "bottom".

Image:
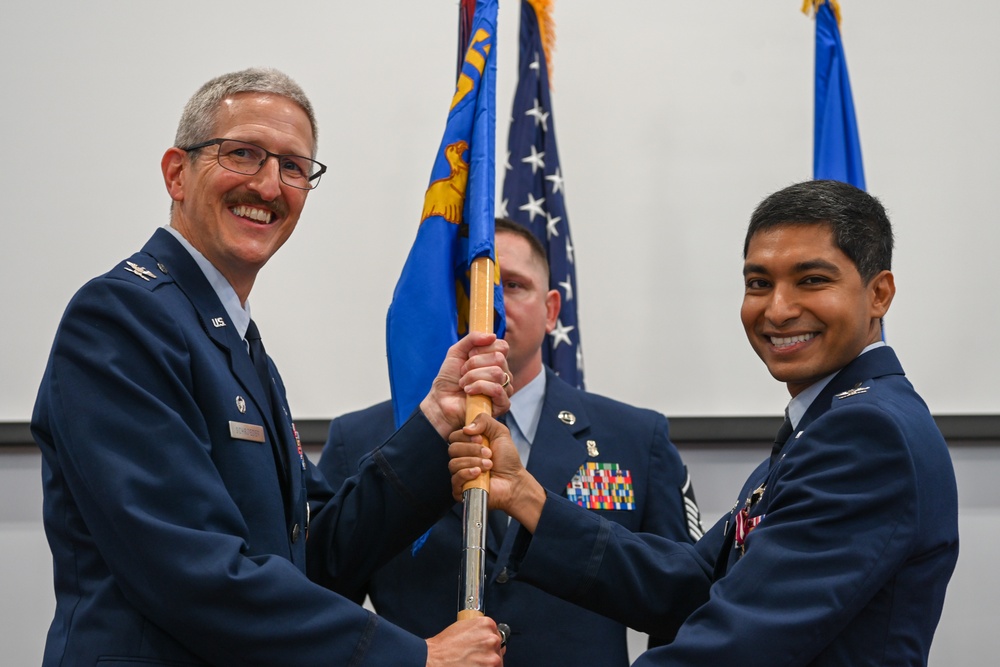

{"left": 182, "top": 138, "right": 327, "bottom": 190}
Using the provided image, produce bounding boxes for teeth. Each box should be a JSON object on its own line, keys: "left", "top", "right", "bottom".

{"left": 232, "top": 205, "right": 273, "bottom": 224}
{"left": 770, "top": 333, "right": 816, "bottom": 347}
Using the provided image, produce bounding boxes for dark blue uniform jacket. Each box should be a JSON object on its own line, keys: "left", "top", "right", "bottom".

{"left": 33, "top": 229, "right": 451, "bottom": 666}
{"left": 507, "top": 347, "right": 959, "bottom": 666}
{"left": 321, "top": 369, "right": 700, "bottom": 666}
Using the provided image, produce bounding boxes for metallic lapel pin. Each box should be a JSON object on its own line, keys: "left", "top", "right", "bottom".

{"left": 558, "top": 410, "right": 576, "bottom": 425}
{"left": 835, "top": 383, "right": 870, "bottom": 399}
{"left": 586, "top": 440, "right": 599, "bottom": 457}
{"left": 124, "top": 261, "right": 157, "bottom": 281}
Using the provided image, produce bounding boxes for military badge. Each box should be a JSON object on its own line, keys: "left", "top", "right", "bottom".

{"left": 557, "top": 410, "right": 576, "bottom": 425}
{"left": 835, "top": 382, "right": 870, "bottom": 399}
{"left": 566, "top": 462, "right": 635, "bottom": 510}
{"left": 123, "top": 261, "right": 157, "bottom": 281}
{"left": 292, "top": 422, "right": 306, "bottom": 471}
{"left": 734, "top": 484, "right": 766, "bottom": 555}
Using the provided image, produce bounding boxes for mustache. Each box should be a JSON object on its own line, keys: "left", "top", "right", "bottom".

{"left": 223, "top": 193, "right": 288, "bottom": 219}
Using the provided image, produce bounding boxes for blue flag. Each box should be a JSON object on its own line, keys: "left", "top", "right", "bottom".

{"left": 387, "top": 0, "right": 502, "bottom": 428}
{"left": 812, "top": 0, "right": 866, "bottom": 189}
{"left": 500, "top": 0, "right": 584, "bottom": 389}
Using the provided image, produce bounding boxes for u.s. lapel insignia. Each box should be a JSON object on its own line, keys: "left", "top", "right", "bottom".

{"left": 211, "top": 317, "right": 226, "bottom": 328}
{"left": 236, "top": 396, "right": 247, "bottom": 414}
{"left": 586, "top": 440, "right": 599, "bottom": 457}
{"left": 835, "top": 382, "right": 870, "bottom": 400}
{"left": 558, "top": 410, "right": 576, "bottom": 425}
{"left": 124, "top": 261, "right": 157, "bottom": 281}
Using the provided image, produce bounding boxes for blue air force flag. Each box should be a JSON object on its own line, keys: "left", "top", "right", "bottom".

{"left": 387, "top": 0, "right": 503, "bottom": 428}
{"left": 811, "top": 0, "right": 866, "bottom": 189}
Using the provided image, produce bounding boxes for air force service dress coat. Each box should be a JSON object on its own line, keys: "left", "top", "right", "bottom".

{"left": 505, "top": 346, "right": 959, "bottom": 666}
{"left": 32, "top": 228, "right": 454, "bottom": 666}
{"left": 320, "top": 368, "right": 701, "bottom": 666}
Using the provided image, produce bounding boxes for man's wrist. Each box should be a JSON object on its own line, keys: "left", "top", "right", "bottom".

{"left": 510, "top": 475, "right": 546, "bottom": 533}
{"left": 419, "top": 395, "right": 454, "bottom": 440}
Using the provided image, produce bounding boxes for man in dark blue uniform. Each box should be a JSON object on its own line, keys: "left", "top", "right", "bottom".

{"left": 320, "top": 219, "right": 702, "bottom": 665}
{"left": 451, "top": 180, "right": 959, "bottom": 666}
{"left": 32, "top": 68, "right": 510, "bottom": 667}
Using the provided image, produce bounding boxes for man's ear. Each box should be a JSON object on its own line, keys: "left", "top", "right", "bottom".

{"left": 161, "top": 147, "right": 188, "bottom": 202}
{"left": 869, "top": 270, "right": 896, "bottom": 319}
{"left": 544, "top": 289, "right": 561, "bottom": 333}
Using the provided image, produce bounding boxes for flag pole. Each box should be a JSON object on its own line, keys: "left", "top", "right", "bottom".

{"left": 454, "top": 0, "right": 500, "bottom": 624}
{"left": 457, "top": 256, "right": 495, "bottom": 620}
{"left": 457, "top": 0, "right": 502, "bottom": 620}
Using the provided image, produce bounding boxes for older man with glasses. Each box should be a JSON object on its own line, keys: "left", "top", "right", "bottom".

{"left": 32, "top": 67, "right": 510, "bottom": 667}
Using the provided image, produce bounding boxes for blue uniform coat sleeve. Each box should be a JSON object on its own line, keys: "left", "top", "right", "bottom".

{"left": 319, "top": 373, "right": 702, "bottom": 666}
{"left": 32, "top": 232, "right": 451, "bottom": 666}
{"left": 509, "top": 348, "right": 958, "bottom": 666}
{"left": 507, "top": 491, "right": 713, "bottom": 636}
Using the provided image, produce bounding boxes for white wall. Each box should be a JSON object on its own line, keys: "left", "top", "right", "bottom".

{"left": 1, "top": 1, "right": 998, "bottom": 425}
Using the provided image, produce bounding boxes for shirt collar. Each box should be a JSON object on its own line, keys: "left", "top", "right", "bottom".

{"left": 509, "top": 368, "right": 547, "bottom": 444}
{"left": 786, "top": 340, "right": 886, "bottom": 429}
{"left": 163, "top": 225, "right": 251, "bottom": 339}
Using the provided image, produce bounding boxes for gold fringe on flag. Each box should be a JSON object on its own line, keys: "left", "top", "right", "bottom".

{"left": 526, "top": 0, "right": 557, "bottom": 85}
{"left": 802, "top": 0, "right": 842, "bottom": 25}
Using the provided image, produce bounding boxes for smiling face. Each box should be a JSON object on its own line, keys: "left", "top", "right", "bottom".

{"left": 162, "top": 92, "right": 313, "bottom": 303}
{"left": 741, "top": 223, "right": 894, "bottom": 397}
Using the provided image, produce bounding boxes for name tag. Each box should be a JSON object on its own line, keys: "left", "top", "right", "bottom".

{"left": 229, "top": 421, "right": 265, "bottom": 443}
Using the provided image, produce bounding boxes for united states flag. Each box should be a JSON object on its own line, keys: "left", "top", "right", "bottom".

{"left": 500, "top": 0, "right": 584, "bottom": 388}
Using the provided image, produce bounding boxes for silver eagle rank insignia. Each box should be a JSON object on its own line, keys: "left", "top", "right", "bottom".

{"left": 124, "top": 261, "right": 157, "bottom": 281}
{"left": 835, "top": 382, "right": 870, "bottom": 400}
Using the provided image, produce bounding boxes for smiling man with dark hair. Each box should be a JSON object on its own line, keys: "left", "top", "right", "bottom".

{"left": 451, "top": 180, "right": 959, "bottom": 666}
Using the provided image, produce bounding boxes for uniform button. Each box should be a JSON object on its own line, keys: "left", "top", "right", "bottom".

{"left": 291, "top": 523, "right": 301, "bottom": 543}
{"left": 496, "top": 567, "right": 509, "bottom": 584}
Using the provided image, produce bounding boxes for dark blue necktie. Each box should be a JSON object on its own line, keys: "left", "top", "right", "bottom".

{"left": 770, "top": 410, "right": 794, "bottom": 465}
{"left": 245, "top": 319, "right": 272, "bottom": 404}
{"left": 245, "top": 319, "right": 289, "bottom": 485}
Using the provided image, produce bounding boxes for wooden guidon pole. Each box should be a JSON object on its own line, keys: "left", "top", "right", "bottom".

{"left": 457, "top": 254, "right": 495, "bottom": 620}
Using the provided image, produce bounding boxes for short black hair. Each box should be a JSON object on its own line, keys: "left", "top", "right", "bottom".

{"left": 744, "top": 180, "right": 893, "bottom": 283}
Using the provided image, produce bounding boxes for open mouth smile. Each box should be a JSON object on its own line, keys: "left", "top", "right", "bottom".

{"left": 769, "top": 333, "right": 816, "bottom": 348}
{"left": 231, "top": 205, "right": 275, "bottom": 224}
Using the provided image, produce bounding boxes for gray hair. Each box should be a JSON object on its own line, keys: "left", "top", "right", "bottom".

{"left": 173, "top": 68, "right": 318, "bottom": 156}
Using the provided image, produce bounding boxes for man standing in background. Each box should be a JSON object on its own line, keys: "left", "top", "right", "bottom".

{"left": 322, "top": 218, "right": 702, "bottom": 666}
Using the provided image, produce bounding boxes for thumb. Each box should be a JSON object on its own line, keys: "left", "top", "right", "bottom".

{"left": 463, "top": 412, "right": 507, "bottom": 441}
{"left": 466, "top": 412, "right": 510, "bottom": 444}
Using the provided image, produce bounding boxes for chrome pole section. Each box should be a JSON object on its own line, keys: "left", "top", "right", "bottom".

{"left": 458, "top": 486, "right": 488, "bottom": 616}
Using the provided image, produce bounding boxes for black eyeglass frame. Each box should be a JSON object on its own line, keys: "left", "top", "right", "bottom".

{"left": 182, "top": 138, "right": 327, "bottom": 190}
